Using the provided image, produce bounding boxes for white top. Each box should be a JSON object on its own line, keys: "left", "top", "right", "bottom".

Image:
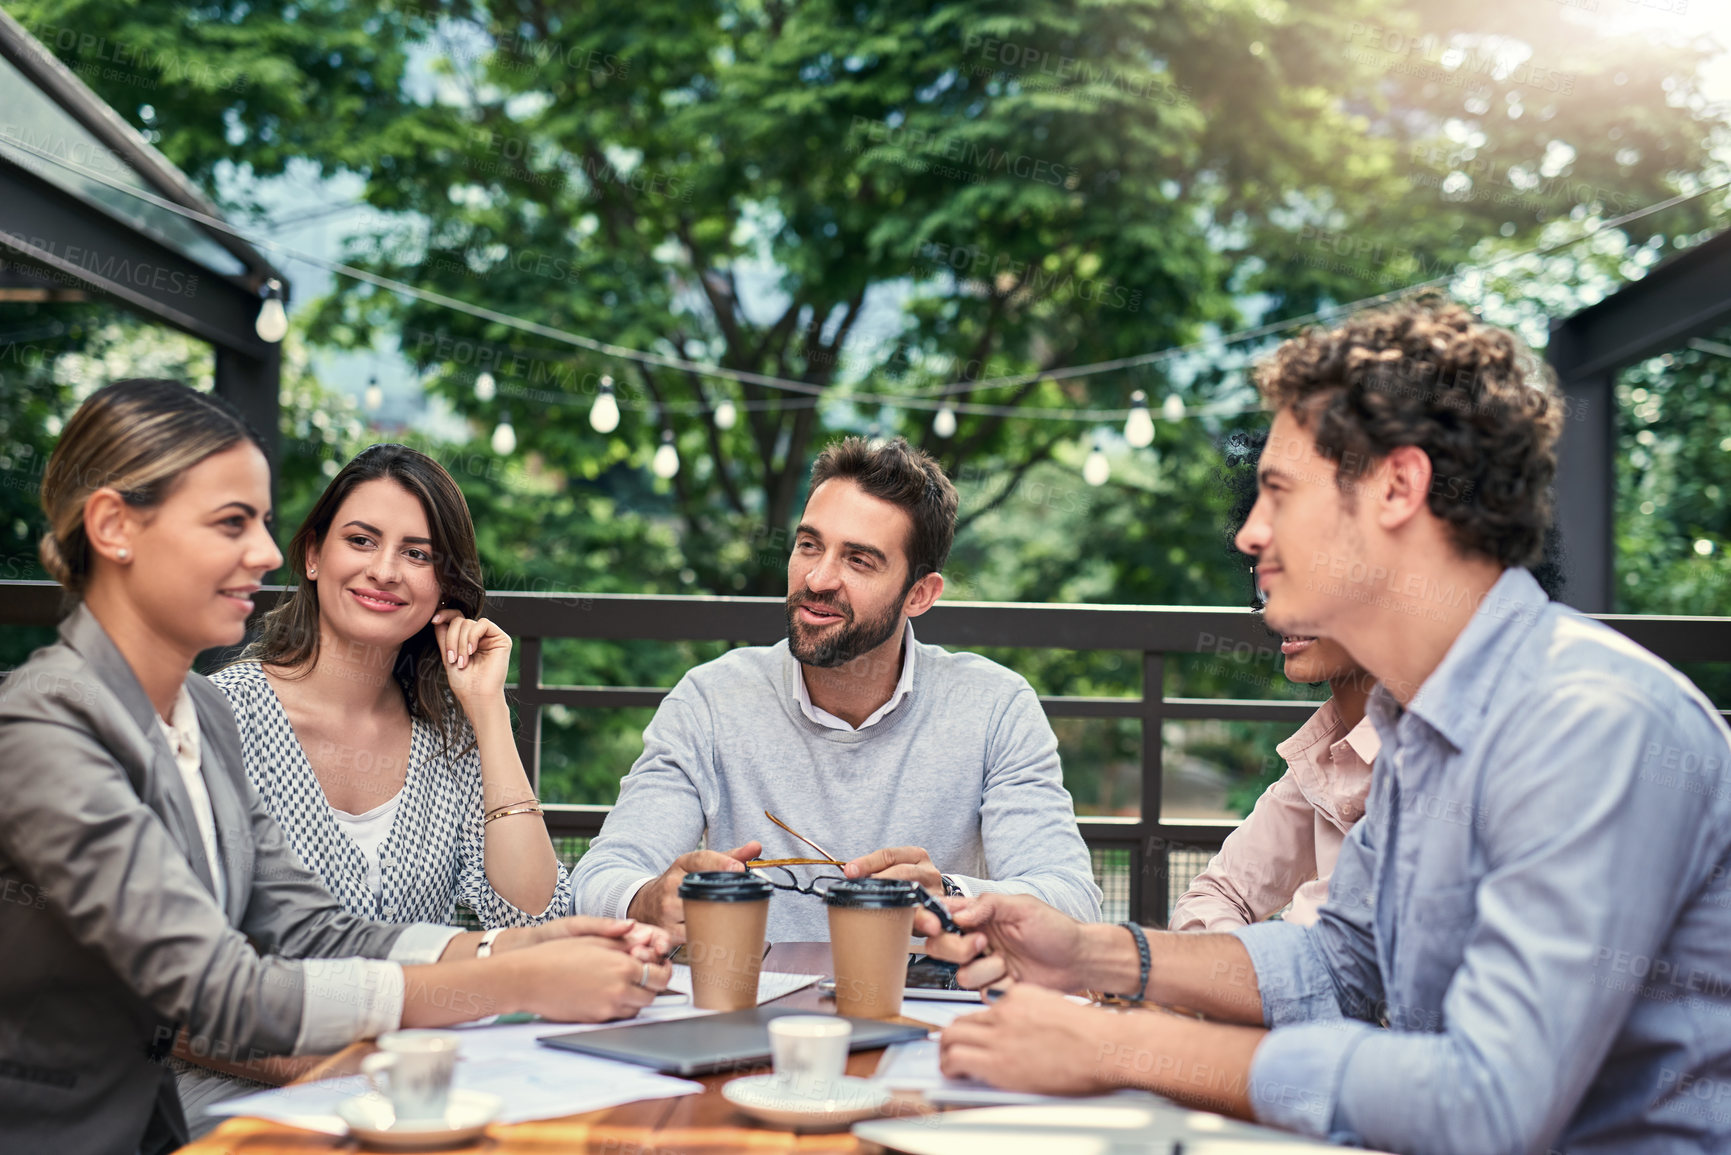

{"left": 793, "top": 620, "right": 919, "bottom": 731}
{"left": 156, "top": 684, "right": 226, "bottom": 908}
{"left": 328, "top": 790, "right": 405, "bottom": 901}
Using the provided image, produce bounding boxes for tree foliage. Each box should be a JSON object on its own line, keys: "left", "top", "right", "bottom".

{"left": 4, "top": 0, "right": 1727, "bottom": 810}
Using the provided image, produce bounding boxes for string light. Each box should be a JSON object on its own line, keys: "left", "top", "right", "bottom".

{"left": 713, "top": 397, "right": 738, "bottom": 430}
{"left": 933, "top": 404, "right": 958, "bottom": 438}
{"left": 1162, "top": 393, "right": 1185, "bottom": 422}
{"left": 474, "top": 371, "right": 496, "bottom": 401}
{"left": 651, "top": 429, "right": 680, "bottom": 478}
{"left": 254, "top": 278, "right": 288, "bottom": 343}
{"left": 491, "top": 414, "right": 517, "bottom": 455}
{"left": 1083, "top": 436, "right": 1111, "bottom": 486}
{"left": 9, "top": 129, "right": 1724, "bottom": 411}
{"left": 590, "top": 377, "right": 621, "bottom": 433}
{"left": 1124, "top": 391, "right": 1154, "bottom": 448}
{"left": 363, "top": 375, "right": 383, "bottom": 411}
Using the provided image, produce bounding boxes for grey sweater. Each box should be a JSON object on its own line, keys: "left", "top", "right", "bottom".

{"left": 569, "top": 635, "right": 1103, "bottom": 941}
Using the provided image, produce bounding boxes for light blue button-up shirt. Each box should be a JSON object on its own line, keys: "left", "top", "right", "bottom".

{"left": 1233, "top": 567, "right": 1731, "bottom": 1153}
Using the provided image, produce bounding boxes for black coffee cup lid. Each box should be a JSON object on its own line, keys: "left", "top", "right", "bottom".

{"left": 823, "top": 878, "right": 920, "bottom": 908}
{"left": 677, "top": 870, "right": 771, "bottom": 902}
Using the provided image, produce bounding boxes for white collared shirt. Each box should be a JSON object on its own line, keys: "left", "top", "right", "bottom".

{"left": 794, "top": 620, "right": 918, "bottom": 731}
{"left": 156, "top": 684, "right": 226, "bottom": 908}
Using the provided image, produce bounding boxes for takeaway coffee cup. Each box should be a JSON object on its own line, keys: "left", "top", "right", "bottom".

{"left": 360, "top": 1030, "right": 459, "bottom": 1122}
{"left": 678, "top": 870, "right": 773, "bottom": 1010}
{"left": 825, "top": 878, "right": 919, "bottom": 1019}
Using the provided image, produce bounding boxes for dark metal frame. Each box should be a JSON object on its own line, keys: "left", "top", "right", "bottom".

{"left": 0, "top": 7, "right": 284, "bottom": 465}
{"left": 1548, "top": 227, "right": 1731, "bottom": 612}
{"left": 6, "top": 580, "right": 1730, "bottom": 925}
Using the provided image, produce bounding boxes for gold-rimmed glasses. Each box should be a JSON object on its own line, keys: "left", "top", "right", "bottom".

{"left": 746, "top": 811, "right": 848, "bottom": 869}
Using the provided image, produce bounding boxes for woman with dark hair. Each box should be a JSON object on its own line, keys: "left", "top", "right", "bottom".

{"left": 0, "top": 381, "right": 669, "bottom": 1155}
{"left": 214, "top": 444, "right": 568, "bottom": 928}
{"left": 175, "top": 444, "right": 576, "bottom": 1131}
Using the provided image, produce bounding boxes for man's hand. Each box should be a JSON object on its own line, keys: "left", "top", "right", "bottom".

{"left": 843, "top": 845, "right": 943, "bottom": 891}
{"left": 915, "top": 892, "right": 1093, "bottom": 992}
{"left": 510, "top": 935, "right": 674, "bottom": 1022}
{"left": 626, "top": 842, "right": 762, "bottom": 938}
{"left": 440, "top": 916, "right": 672, "bottom": 960}
{"left": 938, "top": 985, "right": 1123, "bottom": 1095}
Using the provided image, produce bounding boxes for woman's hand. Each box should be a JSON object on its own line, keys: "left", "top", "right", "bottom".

{"left": 510, "top": 935, "right": 673, "bottom": 1023}
{"left": 431, "top": 609, "right": 510, "bottom": 712}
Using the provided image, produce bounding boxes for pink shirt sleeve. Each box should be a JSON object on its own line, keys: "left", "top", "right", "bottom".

{"left": 1168, "top": 768, "right": 1322, "bottom": 932}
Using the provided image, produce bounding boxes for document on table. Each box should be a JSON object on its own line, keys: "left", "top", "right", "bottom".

{"left": 871, "top": 1038, "right": 1056, "bottom": 1105}
{"left": 898, "top": 998, "right": 990, "bottom": 1030}
{"left": 209, "top": 1002, "right": 709, "bottom": 1133}
{"left": 665, "top": 964, "right": 822, "bottom": 1004}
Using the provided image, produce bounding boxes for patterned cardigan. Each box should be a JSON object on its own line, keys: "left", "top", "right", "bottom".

{"left": 211, "top": 661, "right": 572, "bottom": 929}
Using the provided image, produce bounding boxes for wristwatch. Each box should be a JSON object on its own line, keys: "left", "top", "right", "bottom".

{"left": 476, "top": 927, "right": 507, "bottom": 958}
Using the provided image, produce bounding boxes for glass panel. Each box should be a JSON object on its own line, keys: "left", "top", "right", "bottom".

{"left": 1163, "top": 844, "right": 1219, "bottom": 915}
{"left": 0, "top": 54, "right": 247, "bottom": 275}
{"left": 539, "top": 636, "right": 733, "bottom": 687}
{"left": 1051, "top": 715, "right": 1139, "bottom": 817}
{"left": 1161, "top": 718, "right": 1298, "bottom": 822}
{"left": 1166, "top": 648, "right": 1332, "bottom": 703}
{"left": 965, "top": 645, "right": 1140, "bottom": 698}
{"left": 1676, "top": 662, "right": 1731, "bottom": 711}
{"left": 1090, "top": 846, "right": 1131, "bottom": 924}
{"left": 537, "top": 704, "right": 656, "bottom": 805}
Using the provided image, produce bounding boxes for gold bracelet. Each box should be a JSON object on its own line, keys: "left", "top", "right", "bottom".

{"left": 484, "top": 798, "right": 543, "bottom": 824}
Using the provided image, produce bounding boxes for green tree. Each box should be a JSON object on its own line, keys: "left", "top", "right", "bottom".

{"left": 6, "top": 0, "right": 1727, "bottom": 811}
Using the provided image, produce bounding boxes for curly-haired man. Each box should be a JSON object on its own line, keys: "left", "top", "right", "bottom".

{"left": 915, "top": 299, "right": 1731, "bottom": 1154}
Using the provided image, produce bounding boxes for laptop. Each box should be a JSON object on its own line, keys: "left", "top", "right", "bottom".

{"left": 538, "top": 1006, "right": 929, "bottom": 1076}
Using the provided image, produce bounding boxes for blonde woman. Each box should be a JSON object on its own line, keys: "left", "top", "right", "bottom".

{"left": 0, "top": 380, "right": 669, "bottom": 1154}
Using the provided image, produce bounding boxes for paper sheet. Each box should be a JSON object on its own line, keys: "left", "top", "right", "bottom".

{"left": 898, "top": 998, "right": 991, "bottom": 1030}
{"left": 872, "top": 1038, "right": 1112, "bottom": 1106}
{"left": 665, "top": 964, "right": 822, "bottom": 1004}
{"left": 209, "top": 1005, "right": 707, "bottom": 1134}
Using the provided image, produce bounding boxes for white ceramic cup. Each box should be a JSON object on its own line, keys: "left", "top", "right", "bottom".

{"left": 768, "top": 1015, "right": 852, "bottom": 1100}
{"left": 360, "top": 1030, "right": 460, "bottom": 1122}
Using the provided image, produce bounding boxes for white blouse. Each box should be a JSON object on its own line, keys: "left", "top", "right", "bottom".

{"left": 329, "top": 790, "right": 403, "bottom": 901}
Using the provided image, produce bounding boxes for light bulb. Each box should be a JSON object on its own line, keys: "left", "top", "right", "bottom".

{"left": 651, "top": 431, "right": 680, "bottom": 479}
{"left": 491, "top": 417, "right": 517, "bottom": 455}
{"left": 1161, "top": 393, "right": 1185, "bottom": 422}
{"left": 714, "top": 398, "right": 738, "bottom": 430}
{"left": 1083, "top": 442, "right": 1111, "bottom": 487}
{"left": 1124, "top": 390, "right": 1154, "bottom": 448}
{"left": 254, "top": 279, "right": 288, "bottom": 343}
{"left": 474, "top": 371, "right": 496, "bottom": 401}
{"left": 590, "top": 379, "right": 620, "bottom": 433}
{"left": 363, "top": 379, "right": 383, "bottom": 411}
{"left": 933, "top": 404, "right": 958, "bottom": 438}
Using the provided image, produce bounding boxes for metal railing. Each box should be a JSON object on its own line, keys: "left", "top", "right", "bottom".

{"left": 5, "top": 579, "right": 1729, "bottom": 925}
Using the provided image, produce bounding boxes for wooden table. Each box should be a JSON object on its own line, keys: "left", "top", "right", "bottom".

{"left": 185, "top": 943, "right": 936, "bottom": 1154}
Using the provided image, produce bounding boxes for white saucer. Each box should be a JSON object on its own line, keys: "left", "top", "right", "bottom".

{"left": 335, "top": 1090, "right": 502, "bottom": 1150}
{"left": 723, "top": 1074, "right": 893, "bottom": 1131}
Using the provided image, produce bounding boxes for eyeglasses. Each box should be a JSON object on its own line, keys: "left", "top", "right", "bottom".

{"left": 750, "top": 864, "right": 847, "bottom": 898}
{"left": 747, "top": 864, "right": 965, "bottom": 936}
{"left": 746, "top": 811, "right": 848, "bottom": 870}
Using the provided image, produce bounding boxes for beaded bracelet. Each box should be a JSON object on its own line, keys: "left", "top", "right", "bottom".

{"left": 1104, "top": 921, "right": 1150, "bottom": 1006}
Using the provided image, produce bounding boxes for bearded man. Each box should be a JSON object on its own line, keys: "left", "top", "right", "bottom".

{"left": 568, "top": 436, "right": 1101, "bottom": 941}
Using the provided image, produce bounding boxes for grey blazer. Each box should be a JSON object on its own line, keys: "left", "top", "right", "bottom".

{"left": 0, "top": 606, "right": 406, "bottom": 1155}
